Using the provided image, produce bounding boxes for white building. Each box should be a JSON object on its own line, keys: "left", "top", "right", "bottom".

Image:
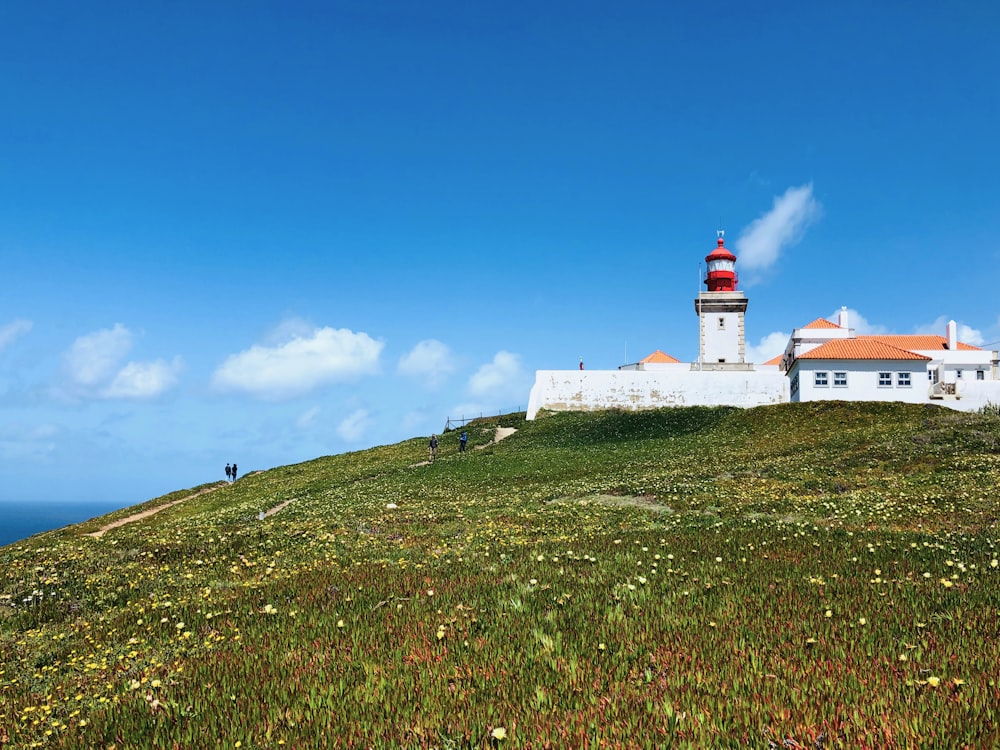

{"left": 784, "top": 310, "right": 1000, "bottom": 409}
{"left": 525, "top": 235, "right": 1000, "bottom": 420}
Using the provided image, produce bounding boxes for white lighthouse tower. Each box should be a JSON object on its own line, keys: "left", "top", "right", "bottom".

{"left": 694, "top": 231, "right": 749, "bottom": 369}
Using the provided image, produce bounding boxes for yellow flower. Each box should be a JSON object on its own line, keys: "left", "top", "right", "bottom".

{"left": 926, "top": 676, "right": 941, "bottom": 688}
{"left": 491, "top": 727, "right": 507, "bottom": 740}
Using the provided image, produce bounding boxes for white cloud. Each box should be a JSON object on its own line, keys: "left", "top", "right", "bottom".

{"left": 66, "top": 324, "right": 132, "bottom": 386}
{"left": 746, "top": 331, "right": 789, "bottom": 364}
{"left": 337, "top": 408, "right": 372, "bottom": 442}
{"left": 914, "top": 316, "right": 985, "bottom": 346}
{"left": 102, "top": 357, "right": 183, "bottom": 399}
{"left": 397, "top": 339, "right": 455, "bottom": 386}
{"left": 826, "top": 308, "right": 887, "bottom": 335}
{"left": 296, "top": 406, "right": 321, "bottom": 430}
{"left": 0, "top": 319, "right": 32, "bottom": 353}
{"left": 61, "top": 324, "right": 183, "bottom": 400}
{"left": 736, "top": 183, "right": 821, "bottom": 272}
{"left": 467, "top": 350, "right": 530, "bottom": 404}
{"left": 212, "top": 326, "right": 383, "bottom": 400}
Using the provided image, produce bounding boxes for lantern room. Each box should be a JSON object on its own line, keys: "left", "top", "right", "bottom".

{"left": 704, "top": 230, "right": 737, "bottom": 292}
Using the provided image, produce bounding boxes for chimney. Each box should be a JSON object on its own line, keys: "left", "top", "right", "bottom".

{"left": 946, "top": 320, "right": 958, "bottom": 350}
{"left": 837, "top": 306, "right": 849, "bottom": 329}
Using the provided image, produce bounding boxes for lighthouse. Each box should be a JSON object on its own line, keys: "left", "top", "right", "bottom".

{"left": 694, "top": 231, "right": 749, "bottom": 368}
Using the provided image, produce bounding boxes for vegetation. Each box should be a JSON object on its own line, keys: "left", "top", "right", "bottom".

{"left": 2, "top": 402, "right": 999, "bottom": 748}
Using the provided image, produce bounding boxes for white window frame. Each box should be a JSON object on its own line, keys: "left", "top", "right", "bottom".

{"left": 897, "top": 372, "right": 911, "bottom": 387}
{"left": 977, "top": 370, "right": 985, "bottom": 381}
{"left": 833, "top": 372, "right": 847, "bottom": 387}
{"left": 814, "top": 371, "right": 829, "bottom": 387}
{"left": 878, "top": 372, "right": 892, "bottom": 387}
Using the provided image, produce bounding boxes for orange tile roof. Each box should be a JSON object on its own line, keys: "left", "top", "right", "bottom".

{"left": 801, "top": 317, "right": 840, "bottom": 329}
{"left": 762, "top": 353, "right": 783, "bottom": 366}
{"left": 640, "top": 349, "right": 681, "bottom": 364}
{"left": 861, "top": 335, "right": 981, "bottom": 352}
{"left": 796, "top": 339, "right": 931, "bottom": 361}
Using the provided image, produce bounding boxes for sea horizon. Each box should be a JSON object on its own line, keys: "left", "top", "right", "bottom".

{"left": 0, "top": 499, "right": 126, "bottom": 547}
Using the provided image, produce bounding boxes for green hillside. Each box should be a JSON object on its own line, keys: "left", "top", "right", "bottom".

{"left": 2, "top": 403, "right": 999, "bottom": 748}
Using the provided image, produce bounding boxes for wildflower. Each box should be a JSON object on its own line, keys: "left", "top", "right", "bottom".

{"left": 491, "top": 727, "right": 507, "bottom": 740}
{"left": 926, "top": 676, "right": 941, "bottom": 688}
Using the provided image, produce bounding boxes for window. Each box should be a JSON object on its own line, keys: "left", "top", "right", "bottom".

{"left": 791, "top": 373, "right": 800, "bottom": 396}
{"left": 897, "top": 372, "right": 911, "bottom": 387}
{"left": 718, "top": 358, "right": 726, "bottom": 363}
{"left": 956, "top": 370, "right": 963, "bottom": 379}
{"left": 718, "top": 317, "right": 726, "bottom": 330}
{"left": 878, "top": 372, "right": 892, "bottom": 387}
{"left": 977, "top": 370, "right": 985, "bottom": 381}
{"left": 928, "top": 370, "right": 934, "bottom": 381}
{"left": 833, "top": 372, "right": 847, "bottom": 387}
{"left": 814, "top": 371, "right": 829, "bottom": 387}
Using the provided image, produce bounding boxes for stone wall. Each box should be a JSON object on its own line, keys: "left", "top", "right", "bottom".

{"left": 526, "top": 366, "right": 789, "bottom": 420}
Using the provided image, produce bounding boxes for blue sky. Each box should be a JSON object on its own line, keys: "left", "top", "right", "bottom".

{"left": 1, "top": 1, "right": 998, "bottom": 506}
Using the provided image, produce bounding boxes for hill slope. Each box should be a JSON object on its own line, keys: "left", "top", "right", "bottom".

{"left": 2, "top": 403, "right": 999, "bottom": 748}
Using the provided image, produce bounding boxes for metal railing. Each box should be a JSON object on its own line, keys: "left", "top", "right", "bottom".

{"left": 444, "top": 407, "right": 522, "bottom": 432}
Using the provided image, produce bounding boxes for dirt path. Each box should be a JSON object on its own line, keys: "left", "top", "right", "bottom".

{"left": 474, "top": 426, "right": 518, "bottom": 450}
{"left": 84, "top": 485, "right": 223, "bottom": 539}
{"left": 261, "top": 499, "right": 293, "bottom": 518}
{"left": 409, "top": 426, "right": 519, "bottom": 466}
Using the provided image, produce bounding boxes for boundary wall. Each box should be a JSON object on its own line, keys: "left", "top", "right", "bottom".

{"left": 526, "top": 366, "right": 788, "bottom": 420}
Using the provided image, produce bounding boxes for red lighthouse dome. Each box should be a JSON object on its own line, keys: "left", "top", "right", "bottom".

{"left": 704, "top": 230, "right": 737, "bottom": 292}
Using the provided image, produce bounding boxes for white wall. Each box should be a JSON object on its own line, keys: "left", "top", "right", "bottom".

{"left": 792, "top": 361, "right": 927, "bottom": 404}
{"left": 526, "top": 366, "right": 788, "bottom": 420}
{"left": 702, "top": 311, "right": 743, "bottom": 363}
{"left": 791, "top": 359, "right": 1000, "bottom": 410}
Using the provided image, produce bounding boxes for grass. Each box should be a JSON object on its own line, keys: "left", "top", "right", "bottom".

{"left": 1, "top": 401, "right": 999, "bottom": 748}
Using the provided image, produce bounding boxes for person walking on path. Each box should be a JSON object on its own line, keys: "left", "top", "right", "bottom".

{"left": 459, "top": 431, "right": 468, "bottom": 453}
{"left": 428, "top": 435, "right": 439, "bottom": 462}
{"left": 231, "top": 463, "right": 238, "bottom": 482}
{"left": 225, "top": 463, "right": 232, "bottom": 481}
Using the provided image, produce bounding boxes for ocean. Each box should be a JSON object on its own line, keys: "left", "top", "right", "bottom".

{"left": 0, "top": 500, "right": 125, "bottom": 547}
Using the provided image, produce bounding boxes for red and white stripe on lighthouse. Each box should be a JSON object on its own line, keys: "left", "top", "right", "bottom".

{"left": 704, "top": 230, "right": 737, "bottom": 292}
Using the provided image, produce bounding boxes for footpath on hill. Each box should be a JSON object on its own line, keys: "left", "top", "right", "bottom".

{"left": 411, "top": 425, "right": 517, "bottom": 467}
{"left": 83, "top": 484, "right": 224, "bottom": 539}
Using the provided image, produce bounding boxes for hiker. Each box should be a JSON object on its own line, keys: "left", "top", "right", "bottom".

{"left": 459, "top": 431, "right": 468, "bottom": 452}
{"left": 231, "top": 463, "right": 238, "bottom": 481}
{"left": 429, "top": 435, "right": 438, "bottom": 462}
{"left": 225, "top": 463, "right": 232, "bottom": 481}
